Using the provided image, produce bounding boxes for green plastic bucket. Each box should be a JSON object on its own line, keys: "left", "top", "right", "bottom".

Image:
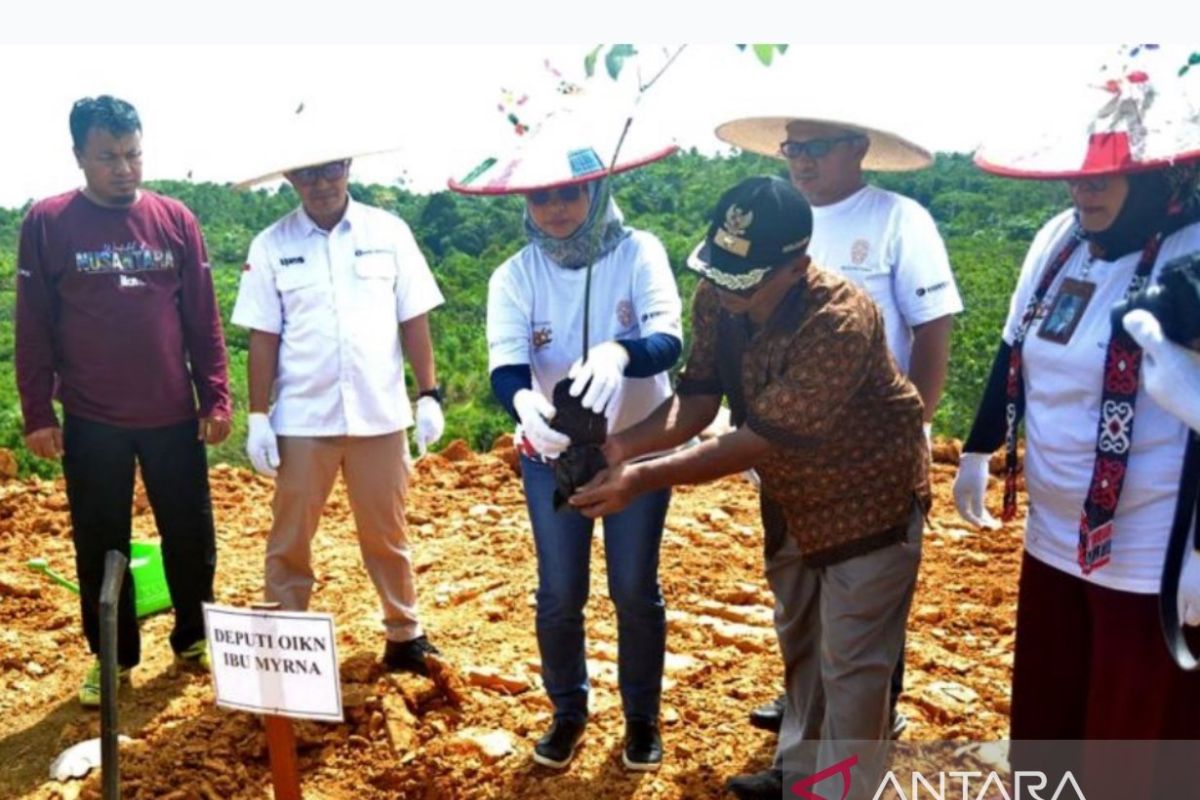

{"left": 129, "top": 541, "right": 172, "bottom": 617}
{"left": 26, "top": 540, "right": 173, "bottom": 618}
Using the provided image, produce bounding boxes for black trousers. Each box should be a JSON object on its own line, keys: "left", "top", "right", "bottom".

{"left": 62, "top": 414, "right": 216, "bottom": 668}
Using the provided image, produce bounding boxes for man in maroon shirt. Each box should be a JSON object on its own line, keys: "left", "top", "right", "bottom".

{"left": 15, "top": 95, "right": 232, "bottom": 707}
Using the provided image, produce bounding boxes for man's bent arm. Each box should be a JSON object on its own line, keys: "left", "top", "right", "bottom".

{"left": 608, "top": 392, "right": 722, "bottom": 464}
{"left": 631, "top": 425, "right": 773, "bottom": 494}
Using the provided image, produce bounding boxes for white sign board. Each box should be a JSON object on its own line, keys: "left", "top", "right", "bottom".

{"left": 203, "top": 604, "right": 343, "bottom": 722}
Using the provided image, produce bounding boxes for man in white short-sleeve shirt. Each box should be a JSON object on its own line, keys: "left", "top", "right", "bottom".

{"left": 231, "top": 157, "right": 446, "bottom": 675}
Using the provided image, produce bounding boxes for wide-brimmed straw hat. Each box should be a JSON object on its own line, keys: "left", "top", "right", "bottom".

{"left": 232, "top": 105, "right": 403, "bottom": 189}
{"left": 235, "top": 147, "right": 398, "bottom": 190}
{"left": 448, "top": 108, "right": 678, "bottom": 195}
{"left": 975, "top": 51, "right": 1200, "bottom": 179}
{"left": 715, "top": 116, "right": 933, "bottom": 172}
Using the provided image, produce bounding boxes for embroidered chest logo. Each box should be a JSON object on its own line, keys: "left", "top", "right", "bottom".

{"left": 532, "top": 327, "right": 553, "bottom": 351}
{"left": 74, "top": 243, "right": 176, "bottom": 274}
{"left": 850, "top": 239, "right": 870, "bottom": 265}
{"left": 279, "top": 256, "right": 305, "bottom": 267}
{"left": 616, "top": 300, "right": 636, "bottom": 329}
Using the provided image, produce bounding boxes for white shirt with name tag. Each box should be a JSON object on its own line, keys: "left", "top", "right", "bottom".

{"left": 1002, "top": 210, "right": 1199, "bottom": 593}
{"left": 809, "top": 184, "right": 963, "bottom": 374}
{"left": 231, "top": 199, "right": 444, "bottom": 437}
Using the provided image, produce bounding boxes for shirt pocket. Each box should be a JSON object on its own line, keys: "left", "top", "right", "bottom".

{"left": 275, "top": 267, "right": 330, "bottom": 332}
{"left": 354, "top": 253, "right": 397, "bottom": 280}
{"left": 275, "top": 267, "right": 321, "bottom": 293}
{"left": 352, "top": 254, "right": 398, "bottom": 316}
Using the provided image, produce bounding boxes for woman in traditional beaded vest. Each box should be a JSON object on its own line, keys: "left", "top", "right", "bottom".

{"left": 954, "top": 48, "right": 1200, "bottom": 755}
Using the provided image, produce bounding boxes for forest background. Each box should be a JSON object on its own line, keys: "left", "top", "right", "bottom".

{"left": 0, "top": 150, "right": 1066, "bottom": 477}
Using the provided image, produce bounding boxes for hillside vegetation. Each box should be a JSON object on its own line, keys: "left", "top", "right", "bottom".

{"left": 0, "top": 152, "right": 1066, "bottom": 475}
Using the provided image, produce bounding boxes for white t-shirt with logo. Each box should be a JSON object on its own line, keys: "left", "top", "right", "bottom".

{"left": 231, "top": 200, "right": 444, "bottom": 437}
{"left": 487, "top": 230, "right": 683, "bottom": 440}
{"left": 809, "top": 184, "right": 963, "bottom": 374}
{"left": 1003, "top": 209, "right": 1198, "bottom": 593}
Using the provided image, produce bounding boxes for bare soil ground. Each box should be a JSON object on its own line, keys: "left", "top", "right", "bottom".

{"left": 0, "top": 438, "right": 1021, "bottom": 799}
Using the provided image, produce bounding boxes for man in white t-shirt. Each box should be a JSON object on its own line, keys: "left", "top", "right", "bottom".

{"left": 716, "top": 115, "right": 962, "bottom": 749}
{"left": 231, "top": 156, "right": 447, "bottom": 675}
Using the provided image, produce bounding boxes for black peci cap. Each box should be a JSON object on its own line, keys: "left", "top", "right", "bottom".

{"left": 687, "top": 176, "right": 813, "bottom": 292}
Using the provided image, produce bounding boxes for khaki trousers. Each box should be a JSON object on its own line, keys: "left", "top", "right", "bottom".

{"left": 265, "top": 431, "right": 422, "bottom": 642}
{"left": 769, "top": 501, "right": 923, "bottom": 799}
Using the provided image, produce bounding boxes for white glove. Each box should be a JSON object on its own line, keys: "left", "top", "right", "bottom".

{"left": 953, "top": 452, "right": 1000, "bottom": 530}
{"left": 415, "top": 396, "right": 445, "bottom": 453}
{"left": 568, "top": 341, "right": 630, "bottom": 416}
{"left": 1182, "top": 547, "right": 1200, "bottom": 627}
{"left": 513, "top": 389, "right": 571, "bottom": 459}
{"left": 246, "top": 412, "right": 280, "bottom": 478}
{"left": 1124, "top": 309, "right": 1200, "bottom": 433}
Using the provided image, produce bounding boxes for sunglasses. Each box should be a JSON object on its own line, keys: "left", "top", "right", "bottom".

{"left": 779, "top": 134, "right": 864, "bottom": 160}
{"left": 527, "top": 184, "right": 585, "bottom": 206}
{"left": 1067, "top": 175, "right": 1110, "bottom": 193}
{"left": 289, "top": 160, "right": 350, "bottom": 185}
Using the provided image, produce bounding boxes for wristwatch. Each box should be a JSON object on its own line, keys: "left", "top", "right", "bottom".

{"left": 418, "top": 386, "right": 443, "bottom": 404}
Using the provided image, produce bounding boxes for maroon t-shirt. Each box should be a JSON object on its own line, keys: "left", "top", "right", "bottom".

{"left": 15, "top": 189, "right": 231, "bottom": 433}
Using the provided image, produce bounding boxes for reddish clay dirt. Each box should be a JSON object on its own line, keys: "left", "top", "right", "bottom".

{"left": 0, "top": 438, "right": 1022, "bottom": 799}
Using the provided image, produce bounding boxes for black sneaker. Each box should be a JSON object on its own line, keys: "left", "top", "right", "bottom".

{"left": 382, "top": 635, "right": 440, "bottom": 676}
{"left": 622, "top": 720, "right": 662, "bottom": 772}
{"left": 532, "top": 718, "right": 586, "bottom": 769}
{"left": 748, "top": 692, "right": 786, "bottom": 733}
{"left": 726, "top": 768, "right": 784, "bottom": 799}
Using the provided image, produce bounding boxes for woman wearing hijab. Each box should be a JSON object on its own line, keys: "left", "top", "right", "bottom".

{"left": 450, "top": 112, "right": 683, "bottom": 772}
{"left": 954, "top": 54, "right": 1200, "bottom": 758}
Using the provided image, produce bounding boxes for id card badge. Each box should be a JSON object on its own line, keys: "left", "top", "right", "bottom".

{"left": 1080, "top": 520, "right": 1114, "bottom": 573}
{"left": 1037, "top": 278, "right": 1096, "bottom": 345}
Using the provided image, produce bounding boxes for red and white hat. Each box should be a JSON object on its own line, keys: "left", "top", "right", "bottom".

{"left": 975, "top": 49, "right": 1200, "bottom": 179}
{"left": 448, "top": 108, "right": 678, "bottom": 195}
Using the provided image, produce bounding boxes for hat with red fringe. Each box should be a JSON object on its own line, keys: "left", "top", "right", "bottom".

{"left": 975, "top": 46, "right": 1200, "bottom": 179}
{"left": 448, "top": 108, "right": 678, "bottom": 195}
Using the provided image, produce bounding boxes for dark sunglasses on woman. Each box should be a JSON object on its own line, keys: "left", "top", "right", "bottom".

{"left": 527, "top": 184, "right": 585, "bottom": 206}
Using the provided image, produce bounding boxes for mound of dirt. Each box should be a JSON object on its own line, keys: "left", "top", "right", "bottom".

{"left": 0, "top": 439, "right": 1021, "bottom": 799}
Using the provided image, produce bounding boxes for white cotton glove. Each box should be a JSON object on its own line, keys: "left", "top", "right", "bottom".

{"left": 568, "top": 341, "right": 631, "bottom": 416}
{"left": 414, "top": 396, "right": 445, "bottom": 453}
{"left": 246, "top": 412, "right": 280, "bottom": 478}
{"left": 953, "top": 452, "right": 1001, "bottom": 530}
{"left": 1124, "top": 309, "right": 1200, "bottom": 433}
{"left": 513, "top": 389, "right": 571, "bottom": 459}
{"left": 1181, "top": 547, "right": 1200, "bottom": 627}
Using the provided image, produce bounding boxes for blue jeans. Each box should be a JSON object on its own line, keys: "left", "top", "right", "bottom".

{"left": 521, "top": 455, "right": 670, "bottom": 724}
